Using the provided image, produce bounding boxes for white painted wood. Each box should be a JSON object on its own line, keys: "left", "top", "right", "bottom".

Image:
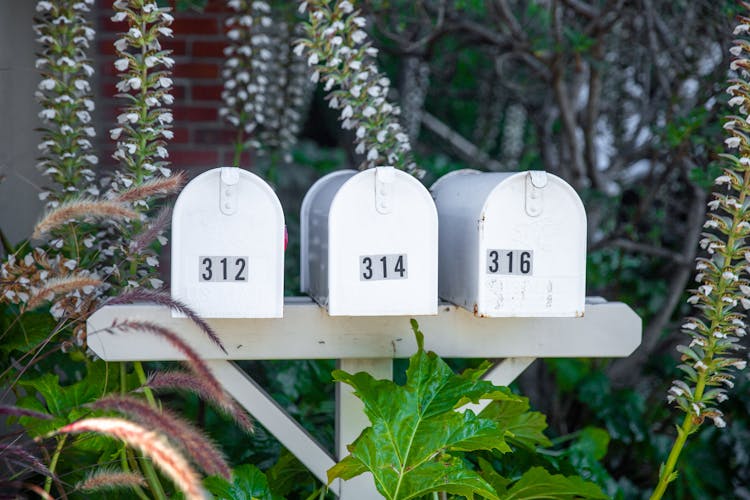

{"left": 431, "top": 170, "right": 586, "bottom": 317}
{"left": 204, "top": 360, "right": 338, "bottom": 491}
{"left": 336, "top": 359, "right": 393, "bottom": 499}
{"left": 458, "top": 357, "right": 537, "bottom": 415}
{"left": 87, "top": 298, "right": 641, "bottom": 361}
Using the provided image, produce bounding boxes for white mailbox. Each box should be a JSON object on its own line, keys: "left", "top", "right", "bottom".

{"left": 171, "top": 167, "right": 285, "bottom": 318}
{"left": 300, "top": 167, "right": 438, "bottom": 316}
{"left": 431, "top": 169, "right": 586, "bottom": 317}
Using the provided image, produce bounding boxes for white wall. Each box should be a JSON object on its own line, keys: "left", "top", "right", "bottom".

{"left": 0, "top": 0, "right": 43, "bottom": 247}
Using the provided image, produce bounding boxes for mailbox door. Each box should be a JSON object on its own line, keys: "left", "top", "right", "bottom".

{"left": 328, "top": 168, "right": 438, "bottom": 316}
{"left": 172, "top": 167, "right": 284, "bottom": 318}
{"left": 478, "top": 172, "right": 586, "bottom": 317}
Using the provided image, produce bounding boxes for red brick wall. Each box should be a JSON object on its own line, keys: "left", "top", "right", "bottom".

{"left": 95, "top": 0, "right": 248, "bottom": 171}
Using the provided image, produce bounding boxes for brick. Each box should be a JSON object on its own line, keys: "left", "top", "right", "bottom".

{"left": 193, "top": 128, "right": 236, "bottom": 145}
{"left": 172, "top": 17, "right": 220, "bottom": 36}
{"left": 161, "top": 40, "right": 188, "bottom": 56}
{"left": 173, "top": 106, "right": 218, "bottom": 122}
{"left": 192, "top": 41, "right": 228, "bottom": 58}
{"left": 203, "top": 0, "right": 233, "bottom": 13}
{"left": 169, "top": 150, "right": 220, "bottom": 167}
{"left": 170, "top": 127, "right": 190, "bottom": 143}
{"left": 192, "top": 84, "right": 223, "bottom": 101}
{"left": 173, "top": 62, "right": 220, "bottom": 79}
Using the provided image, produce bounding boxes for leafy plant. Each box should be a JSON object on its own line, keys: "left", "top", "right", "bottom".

{"left": 328, "top": 320, "right": 604, "bottom": 499}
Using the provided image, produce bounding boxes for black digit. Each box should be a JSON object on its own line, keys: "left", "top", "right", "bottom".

{"left": 201, "top": 258, "right": 213, "bottom": 280}
{"left": 488, "top": 250, "right": 499, "bottom": 273}
{"left": 520, "top": 252, "right": 531, "bottom": 274}
{"left": 235, "top": 258, "right": 246, "bottom": 281}
{"left": 380, "top": 256, "right": 388, "bottom": 278}
{"left": 506, "top": 251, "right": 513, "bottom": 273}
{"left": 220, "top": 257, "right": 228, "bottom": 280}
{"left": 395, "top": 255, "right": 405, "bottom": 277}
{"left": 362, "top": 257, "right": 373, "bottom": 279}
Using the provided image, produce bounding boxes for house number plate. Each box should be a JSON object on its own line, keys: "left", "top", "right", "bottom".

{"left": 486, "top": 249, "right": 533, "bottom": 276}
{"left": 199, "top": 256, "right": 248, "bottom": 282}
{"left": 360, "top": 254, "right": 408, "bottom": 281}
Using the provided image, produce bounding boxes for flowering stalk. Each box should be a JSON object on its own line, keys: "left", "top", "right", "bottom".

{"left": 34, "top": 0, "right": 98, "bottom": 206}
{"left": 220, "top": 1, "right": 312, "bottom": 166}
{"left": 651, "top": 11, "right": 750, "bottom": 499}
{"left": 298, "top": 0, "right": 420, "bottom": 175}
{"left": 108, "top": 0, "right": 175, "bottom": 289}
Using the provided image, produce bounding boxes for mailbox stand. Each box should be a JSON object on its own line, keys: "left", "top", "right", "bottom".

{"left": 87, "top": 297, "right": 641, "bottom": 499}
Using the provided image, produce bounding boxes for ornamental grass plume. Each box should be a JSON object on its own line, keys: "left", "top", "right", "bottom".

{"left": 32, "top": 198, "right": 138, "bottom": 239}
{"left": 651, "top": 8, "right": 750, "bottom": 499}
{"left": 77, "top": 470, "right": 146, "bottom": 493}
{"left": 92, "top": 395, "right": 231, "bottom": 479}
{"left": 105, "top": 319, "right": 253, "bottom": 433}
{"left": 56, "top": 417, "right": 205, "bottom": 500}
{"left": 298, "top": 0, "right": 421, "bottom": 176}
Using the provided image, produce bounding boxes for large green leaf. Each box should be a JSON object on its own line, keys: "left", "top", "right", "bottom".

{"left": 204, "top": 464, "right": 282, "bottom": 500}
{"left": 328, "top": 320, "right": 519, "bottom": 500}
{"left": 493, "top": 466, "right": 607, "bottom": 499}
{"left": 481, "top": 396, "right": 552, "bottom": 450}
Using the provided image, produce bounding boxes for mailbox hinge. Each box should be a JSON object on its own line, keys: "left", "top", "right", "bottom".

{"left": 220, "top": 167, "right": 240, "bottom": 215}
{"left": 375, "top": 166, "right": 395, "bottom": 214}
{"left": 525, "top": 170, "right": 547, "bottom": 217}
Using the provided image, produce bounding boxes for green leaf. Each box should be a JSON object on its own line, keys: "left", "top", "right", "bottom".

{"left": 498, "top": 467, "right": 607, "bottom": 499}
{"left": 204, "top": 464, "right": 282, "bottom": 500}
{"left": 327, "top": 320, "right": 516, "bottom": 499}
{"left": 480, "top": 396, "right": 552, "bottom": 450}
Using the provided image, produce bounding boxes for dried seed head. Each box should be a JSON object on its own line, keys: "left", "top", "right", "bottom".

{"left": 57, "top": 417, "right": 205, "bottom": 500}
{"left": 33, "top": 199, "right": 137, "bottom": 238}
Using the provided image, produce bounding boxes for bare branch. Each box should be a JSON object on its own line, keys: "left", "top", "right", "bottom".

{"left": 421, "top": 111, "right": 504, "bottom": 171}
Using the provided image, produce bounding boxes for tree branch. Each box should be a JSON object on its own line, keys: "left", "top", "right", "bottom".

{"left": 421, "top": 111, "right": 504, "bottom": 171}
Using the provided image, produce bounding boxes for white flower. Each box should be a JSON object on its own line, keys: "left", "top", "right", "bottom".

{"left": 376, "top": 130, "right": 387, "bottom": 143}
{"left": 350, "top": 85, "right": 362, "bottom": 97}
{"left": 114, "top": 38, "right": 128, "bottom": 52}
{"left": 128, "top": 27, "right": 142, "bottom": 39}
{"left": 294, "top": 43, "right": 306, "bottom": 57}
{"left": 39, "top": 109, "right": 56, "bottom": 120}
{"left": 352, "top": 30, "right": 367, "bottom": 44}
{"left": 39, "top": 78, "right": 56, "bottom": 90}
{"left": 726, "top": 136, "right": 741, "bottom": 148}
{"left": 308, "top": 52, "right": 319, "bottom": 66}
{"left": 128, "top": 77, "right": 142, "bottom": 90}
{"left": 298, "top": 1, "right": 308, "bottom": 13}
{"left": 363, "top": 106, "right": 376, "bottom": 118}
{"left": 353, "top": 16, "right": 366, "bottom": 27}
{"left": 111, "top": 11, "right": 127, "bottom": 22}
{"left": 159, "top": 77, "right": 173, "bottom": 88}
{"left": 734, "top": 24, "right": 750, "bottom": 35}
{"left": 341, "top": 105, "right": 353, "bottom": 119}
{"left": 731, "top": 45, "right": 744, "bottom": 57}
{"left": 367, "top": 147, "right": 379, "bottom": 161}
{"left": 712, "top": 416, "right": 727, "bottom": 428}
{"left": 158, "top": 27, "right": 173, "bottom": 37}
{"left": 339, "top": 1, "right": 353, "bottom": 13}
{"left": 715, "top": 175, "right": 732, "bottom": 185}
{"left": 110, "top": 127, "right": 123, "bottom": 140}
{"left": 729, "top": 96, "right": 745, "bottom": 107}
{"left": 36, "top": 1, "right": 53, "bottom": 11}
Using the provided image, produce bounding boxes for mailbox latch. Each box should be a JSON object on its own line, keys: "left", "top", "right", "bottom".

{"left": 525, "top": 170, "right": 547, "bottom": 217}
{"left": 220, "top": 167, "right": 240, "bottom": 216}
{"left": 375, "top": 166, "right": 395, "bottom": 214}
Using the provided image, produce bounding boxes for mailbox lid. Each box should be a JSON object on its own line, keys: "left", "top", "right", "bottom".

{"left": 300, "top": 170, "right": 357, "bottom": 295}
{"left": 171, "top": 167, "right": 285, "bottom": 318}
{"left": 478, "top": 171, "right": 586, "bottom": 317}
{"left": 328, "top": 167, "right": 438, "bottom": 316}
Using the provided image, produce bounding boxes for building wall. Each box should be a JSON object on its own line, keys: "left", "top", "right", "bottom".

{"left": 0, "top": 0, "right": 43, "bottom": 247}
